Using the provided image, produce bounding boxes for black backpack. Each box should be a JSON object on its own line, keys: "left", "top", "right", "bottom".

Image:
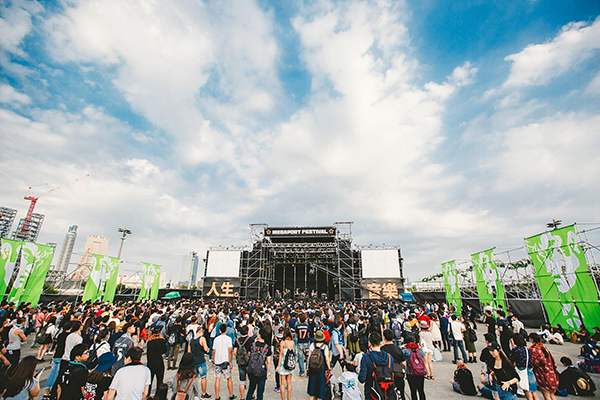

{"left": 308, "top": 346, "right": 325, "bottom": 374}
{"left": 283, "top": 347, "right": 296, "bottom": 370}
{"left": 349, "top": 325, "right": 359, "bottom": 342}
{"left": 86, "top": 342, "right": 99, "bottom": 370}
{"left": 468, "top": 327, "right": 478, "bottom": 343}
{"left": 367, "top": 352, "right": 398, "bottom": 400}
{"left": 247, "top": 343, "right": 268, "bottom": 379}
{"left": 236, "top": 337, "right": 251, "bottom": 366}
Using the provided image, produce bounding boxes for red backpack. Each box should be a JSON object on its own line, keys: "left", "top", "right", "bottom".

{"left": 408, "top": 348, "right": 426, "bottom": 376}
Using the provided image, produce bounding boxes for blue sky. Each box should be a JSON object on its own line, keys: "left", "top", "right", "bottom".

{"left": 1, "top": 0, "right": 599, "bottom": 282}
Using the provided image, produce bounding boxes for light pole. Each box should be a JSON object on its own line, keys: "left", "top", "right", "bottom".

{"left": 117, "top": 228, "right": 132, "bottom": 259}
{"left": 189, "top": 251, "right": 197, "bottom": 288}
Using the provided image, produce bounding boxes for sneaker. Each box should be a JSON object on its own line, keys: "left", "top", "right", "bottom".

{"left": 274, "top": 387, "right": 280, "bottom": 393}
{"left": 299, "top": 374, "right": 305, "bottom": 378}
{"left": 229, "top": 397, "right": 237, "bottom": 400}
{"left": 201, "top": 394, "right": 212, "bottom": 399}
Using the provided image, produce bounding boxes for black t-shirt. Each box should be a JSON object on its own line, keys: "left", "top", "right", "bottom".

{"left": 455, "top": 367, "right": 477, "bottom": 395}
{"left": 368, "top": 316, "right": 381, "bottom": 333}
{"left": 54, "top": 330, "right": 70, "bottom": 359}
{"left": 58, "top": 362, "right": 89, "bottom": 400}
{"left": 84, "top": 375, "right": 112, "bottom": 400}
{"left": 559, "top": 366, "right": 596, "bottom": 396}
{"left": 381, "top": 343, "right": 406, "bottom": 365}
{"left": 146, "top": 337, "right": 167, "bottom": 366}
{"left": 489, "top": 359, "right": 518, "bottom": 393}
{"left": 234, "top": 336, "right": 254, "bottom": 354}
{"left": 485, "top": 316, "right": 496, "bottom": 335}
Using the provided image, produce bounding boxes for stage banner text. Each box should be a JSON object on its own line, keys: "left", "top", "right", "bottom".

{"left": 203, "top": 277, "right": 241, "bottom": 298}
{"left": 362, "top": 278, "right": 403, "bottom": 300}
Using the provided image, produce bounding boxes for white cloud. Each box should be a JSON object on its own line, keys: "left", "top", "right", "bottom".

{"left": 0, "top": 84, "right": 31, "bottom": 104}
{"left": 503, "top": 17, "right": 600, "bottom": 87}
{"left": 0, "top": 0, "right": 43, "bottom": 56}
{"left": 586, "top": 72, "right": 600, "bottom": 95}
{"left": 449, "top": 61, "right": 478, "bottom": 87}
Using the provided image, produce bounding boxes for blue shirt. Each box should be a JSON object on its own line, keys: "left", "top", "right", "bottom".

{"left": 295, "top": 324, "right": 310, "bottom": 344}
{"left": 331, "top": 329, "right": 342, "bottom": 356}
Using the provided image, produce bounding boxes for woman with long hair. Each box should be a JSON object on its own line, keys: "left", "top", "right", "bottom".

{"left": 277, "top": 328, "right": 295, "bottom": 400}
{"left": 487, "top": 343, "right": 519, "bottom": 400}
{"left": 463, "top": 317, "right": 477, "bottom": 363}
{"left": 35, "top": 316, "right": 56, "bottom": 361}
{"left": 3, "top": 356, "right": 40, "bottom": 400}
{"left": 429, "top": 313, "right": 442, "bottom": 350}
{"left": 510, "top": 333, "right": 540, "bottom": 400}
{"left": 93, "top": 329, "right": 111, "bottom": 358}
{"left": 419, "top": 321, "right": 435, "bottom": 379}
{"left": 529, "top": 333, "right": 559, "bottom": 400}
{"left": 170, "top": 353, "right": 201, "bottom": 399}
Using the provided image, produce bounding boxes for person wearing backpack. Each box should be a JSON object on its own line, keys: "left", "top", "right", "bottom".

{"left": 382, "top": 329, "right": 406, "bottom": 400}
{"left": 169, "top": 353, "right": 202, "bottom": 400}
{"left": 330, "top": 321, "right": 345, "bottom": 370}
{"left": 245, "top": 328, "right": 271, "bottom": 400}
{"left": 276, "top": 328, "right": 295, "bottom": 400}
{"left": 307, "top": 330, "right": 330, "bottom": 400}
{"left": 295, "top": 314, "right": 311, "bottom": 377}
{"left": 146, "top": 326, "right": 167, "bottom": 395}
{"left": 345, "top": 316, "right": 360, "bottom": 360}
{"left": 166, "top": 317, "right": 184, "bottom": 370}
{"left": 402, "top": 336, "right": 427, "bottom": 400}
{"left": 390, "top": 317, "right": 403, "bottom": 347}
{"left": 233, "top": 325, "right": 254, "bottom": 400}
{"left": 358, "top": 331, "right": 398, "bottom": 400}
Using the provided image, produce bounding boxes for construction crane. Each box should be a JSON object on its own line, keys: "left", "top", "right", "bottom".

{"left": 21, "top": 174, "right": 90, "bottom": 233}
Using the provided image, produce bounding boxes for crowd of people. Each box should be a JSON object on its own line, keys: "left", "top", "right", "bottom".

{"left": 0, "top": 298, "right": 595, "bottom": 400}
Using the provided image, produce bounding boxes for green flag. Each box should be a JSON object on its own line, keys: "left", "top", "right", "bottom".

{"left": 0, "top": 239, "right": 23, "bottom": 297}
{"left": 525, "top": 225, "right": 600, "bottom": 330}
{"left": 8, "top": 242, "right": 39, "bottom": 304}
{"left": 472, "top": 248, "right": 506, "bottom": 311}
{"left": 20, "top": 244, "right": 54, "bottom": 306}
{"left": 82, "top": 254, "right": 106, "bottom": 302}
{"left": 441, "top": 260, "right": 462, "bottom": 315}
{"left": 151, "top": 264, "right": 161, "bottom": 300}
{"left": 101, "top": 255, "right": 120, "bottom": 302}
{"left": 138, "top": 263, "right": 161, "bottom": 301}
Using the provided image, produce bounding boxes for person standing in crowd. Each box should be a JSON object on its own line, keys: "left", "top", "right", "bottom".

{"left": 485, "top": 311, "right": 496, "bottom": 336}
{"left": 170, "top": 353, "right": 202, "bottom": 400}
{"left": 463, "top": 317, "right": 477, "bottom": 364}
{"left": 529, "top": 334, "right": 559, "bottom": 400}
{"left": 35, "top": 315, "right": 56, "bottom": 361}
{"left": 295, "top": 314, "right": 311, "bottom": 377}
{"left": 307, "top": 330, "right": 330, "bottom": 400}
{"left": 146, "top": 325, "right": 167, "bottom": 395}
{"left": 56, "top": 343, "right": 89, "bottom": 400}
{"left": 234, "top": 325, "right": 253, "bottom": 400}
{"left": 277, "top": 328, "right": 295, "bottom": 400}
{"left": 167, "top": 316, "right": 184, "bottom": 370}
{"left": 450, "top": 315, "right": 469, "bottom": 364}
{"left": 246, "top": 328, "right": 271, "bottom": 400}
{"left": 402, "top": 335, "right": 427, "bottom": 400}
{"left": 189, "top": 325, "right": 210, "bottom": 399}
{"left": 510, "top": 333, "right": 539, "bottom": 400}
{"left": 3, "top": 356, "right": 40, "bottom": 400}
{"left": 62, "top": 321, "right": 83, "bottom": 371}
{"left": 84, "top": 353, "right": 117, "bottom": 400}
{"left": 497, "top": 311, "right": 511, "bottom": 356}
{"left": 359, "top": 333, "right": 394, "bottom": 400}
{"left": 487, "top": 343, "right": 519, "bottom": 400}
{"left": 330, "top": 320, "right": 345, "bottom": 369}
{"left": 440, "top": 313, "right": 450, "bottom": 352}
{"left": 213, "top": 323, "right": 236, "bottom": 400}
{"left": 43, "top": 320, "right": 73, "bottom": 399}
{"left": 419, "top": 321, "right": 435, "bottom": 379}
{"left": 107, "top": 347, "right": 151, "bottom": 400}
{"left": 450, "top": 359, "right": 477, "bottom": 396}
{"left": 337, "top": 362, "right": 361, "bottom": 400}
{"left": 430, "top": 313, "right": 443, "bottom": 351}
{"left": 5, "top": 318, "right": 27, "bottom": 375}
{"left": 382, "top": 328, "right": 406, "bottom": 400}
{"left": 113, "top": 322, "right": 136, "bottom": 374}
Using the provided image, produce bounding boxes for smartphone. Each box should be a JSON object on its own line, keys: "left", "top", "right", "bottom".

{"left": 34, "top": 368, "right": 45, "bottom": 378}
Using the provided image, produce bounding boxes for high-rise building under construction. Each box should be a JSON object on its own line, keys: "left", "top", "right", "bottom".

{"left": 56, "top": 225, "right": 78, "bottom": 273}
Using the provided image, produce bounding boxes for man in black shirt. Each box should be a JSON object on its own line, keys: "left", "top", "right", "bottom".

{"left": 558, "top": 357, "right": 596, "bottom": 396}
{"left": 484, "top": 311, "right": 496, "bottom": 336}
{"left": 246, "top": 328, "right": 271, "bottom": 400}
{"left": 451, "top": 360, "right": 477, "bottom": 396}
{"left": 381, "top": 329, "right": 406, "bottom": 400}
{"left": 234, "top": 325, "right": 254, "bottom": 400}
{"left": 146, "top": 325, "right": 167, "bottom": 393}
{"left": 57, "top": 343, "right": 89, "bottom": 400}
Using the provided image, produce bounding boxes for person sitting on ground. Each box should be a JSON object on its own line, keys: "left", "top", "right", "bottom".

{"left": 547, "top": 328, "right": 564, "bottom": 345}
{"left": 477, "top": 363, "right": 500, "bottom": 400}
{"left": 451, "top": 359, "right": 477, "bottom": 396}
{"left": 577, "top": 344, "right": 600, "bottom": 374}
{"left": 571, "top": 327, "right": 591, "bottom": 344}
{"left": 479, "top": 333, "right": 498, "bottom": 365}
{"left": 557, "top": 357, "right": 596, "bottom": 397}
{"left": 589, "top": 327, "right": 600, "bottom": 344}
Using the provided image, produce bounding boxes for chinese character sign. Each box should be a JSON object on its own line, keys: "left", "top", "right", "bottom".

{"left": 362, "top": 279, "right": 401, "bottom": 300}
{"left": 203, "top": 278, "right": 241, "bottom": 298}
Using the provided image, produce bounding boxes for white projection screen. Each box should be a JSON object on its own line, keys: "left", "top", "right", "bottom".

{"left": 205, "top": 250, "right": 241, "bottom": 277}
{"left": 361, "top": 249, "right": 400, "bottom": 278}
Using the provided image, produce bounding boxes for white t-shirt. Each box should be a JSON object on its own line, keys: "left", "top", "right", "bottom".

{"left": 308, "top": 342, "right": 330, "bottom": 358}
{"left": 109, "top": 364, "right": 151, "bottom": 400}
{"left": 338, "top": 371, "right": 362, "bottom": 400}
{"left": 512, "top": 319, "right": 524, "bottom": 333}
{"left": 213, "top": 334, "right": 233, "bottom": 364}
{"left": 450, "top": 321, "right": 465, "bottom": 341}
{"left": 62, "top": 332, "right": 82, "bottom": 361}
{"left": 186, "top": 324, "right": 199, "bottom": 336}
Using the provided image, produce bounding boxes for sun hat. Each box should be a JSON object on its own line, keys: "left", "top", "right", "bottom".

{"left": 419, "top": 321, "right": 430, "bottom": 329}
{"left": 315, "top": 330, "right": 326, "bottom": 342}
{"left": 179, "top": 353, "right": 195, "bottom": 370}
{"left": 95, "top": 353, "right": 118, "bottom": 372}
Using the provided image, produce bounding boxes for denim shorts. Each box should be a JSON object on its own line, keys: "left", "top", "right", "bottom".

{"left": 238, "top": 365, "right": 248, "bottom": 382}
{"left": 195, "top": 362, "right": 208, "bottom": 378}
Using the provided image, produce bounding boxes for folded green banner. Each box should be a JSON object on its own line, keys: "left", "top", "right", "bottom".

{"left": 0, "top": 239, "right": 23, "bottom": 298}
{"left": 20, "top": 244, "right": 54, "bottom": 306}
{"left": 441, "top": 260, "right": 462, "bottom": 315}
{"left": 138, "top": 262, "right": 161, "bottom": 301}
{"left": 472, "top": 248, "right": 506, "bottom": 311}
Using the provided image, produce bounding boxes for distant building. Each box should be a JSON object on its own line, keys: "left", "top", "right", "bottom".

{"left": 72, "top": 235, "right": 109, "bottom": 280}
{"left": 56, "top": 225, "right": 78, "bottom": 273}
{"left": 190, "top": 253, "right": 200, "bottom": 287}
{"left": 0, "top": 207, "right": 17, "bottom": 238}
{"left": 11, "top": 213, "right": 44, "bottom": 242}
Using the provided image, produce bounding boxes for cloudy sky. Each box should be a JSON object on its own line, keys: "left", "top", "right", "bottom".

{"left": 1, "top": 0, "right": 599, "bottom": 283}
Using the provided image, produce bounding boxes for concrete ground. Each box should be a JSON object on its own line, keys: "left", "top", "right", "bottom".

{"left": 24, "top": 327, "right": 600, "bottom": 399}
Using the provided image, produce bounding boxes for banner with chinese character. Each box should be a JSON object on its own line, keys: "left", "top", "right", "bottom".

{"left": 472, "top": 248, "right": 506, "bottom": 311}
{"left": 361, "top": 278, "right": 403, "bottom": 300}
{"left": 203, "top": 277, "right": 240, "bottom": 298}
{"left": 20, "top": 244, "right": 54, "bottom": 306}
{"left": 82, "top": 254, "right": 105, "bottom": 302}
{"left": 101, "top": 255, "right": 120, "bottom": 302}
{"left": 138, "top": 262, "right": 161, "bottom": 301}
{"left": 525, "top": 225, "right": 600, "bottom": 330}
{"left": 0, "top": 239, "right": 23, "bottom": 298}
{"left": 7, "top": 242, "right": 40, "bottom": 303}
{"left": 150, "top": 264, "right": 161, "bottom": 300}
{"left": 441, "top": 260, "right": 462, "bottom": 315}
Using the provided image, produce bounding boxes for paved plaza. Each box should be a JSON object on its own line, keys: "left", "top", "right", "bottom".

{"left": 24, "top": 326, "right": 600, "bottom": 399}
